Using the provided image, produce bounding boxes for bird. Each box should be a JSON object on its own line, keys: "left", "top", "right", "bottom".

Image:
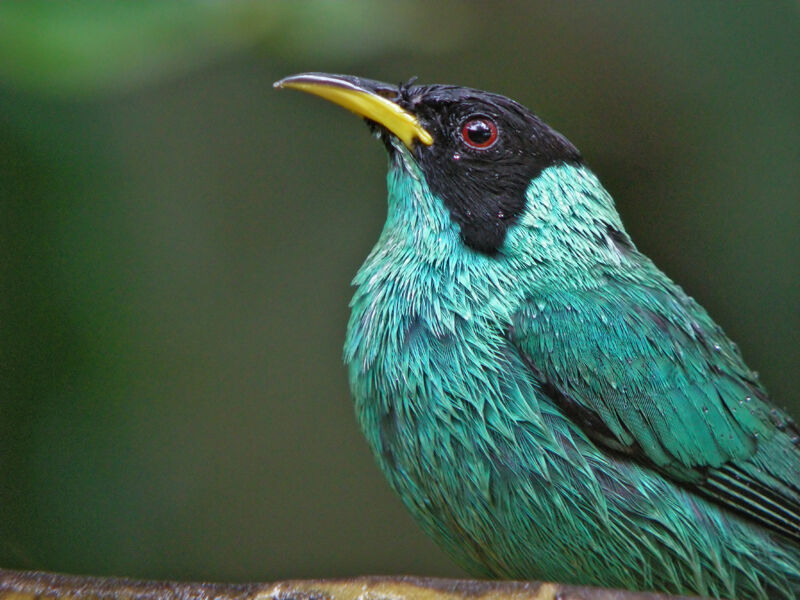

{"left": 274, "top": 73, "right": 800, "bottom": 599}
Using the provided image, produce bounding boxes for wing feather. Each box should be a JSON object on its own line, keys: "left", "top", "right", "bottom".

{"left": 509, "top": 269, "right": 800, "bottom": 542}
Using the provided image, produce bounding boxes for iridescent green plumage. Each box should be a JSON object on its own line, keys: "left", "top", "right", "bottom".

{"left": 279, "top": 73, "right": 800, "bottom": 599}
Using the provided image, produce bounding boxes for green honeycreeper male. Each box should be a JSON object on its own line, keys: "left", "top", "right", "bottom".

{"left": 274, "top": 73, "right": 800, "bottom": 599}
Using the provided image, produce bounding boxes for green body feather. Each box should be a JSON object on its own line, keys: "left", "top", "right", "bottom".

{"left": 344, "top": 151, "right": 800, "bottom": 598}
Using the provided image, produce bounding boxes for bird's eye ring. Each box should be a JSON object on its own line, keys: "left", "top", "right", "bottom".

{"left": 460, "top": 117, "right": 498, "bottom": 149}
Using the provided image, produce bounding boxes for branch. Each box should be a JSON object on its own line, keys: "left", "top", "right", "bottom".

{"left": 0, "top": 569, "right": 705, "bottom": 600}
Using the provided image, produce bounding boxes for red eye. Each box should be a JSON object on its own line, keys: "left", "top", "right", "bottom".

{"left": 460, "top": 117, "right": 498, "bottom": 149}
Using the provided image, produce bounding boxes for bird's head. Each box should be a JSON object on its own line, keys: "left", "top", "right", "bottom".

{"left": 275, "top": 73, "right": 626, "bottom": 265}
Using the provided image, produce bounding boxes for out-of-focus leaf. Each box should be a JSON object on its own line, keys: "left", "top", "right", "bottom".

{"left": 0, "top": 0, "right": 462, "bottom": 97}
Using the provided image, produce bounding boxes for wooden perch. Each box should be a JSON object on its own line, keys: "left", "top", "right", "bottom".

{"left": 0, "top": 570, "right": 705, "bottom": 600}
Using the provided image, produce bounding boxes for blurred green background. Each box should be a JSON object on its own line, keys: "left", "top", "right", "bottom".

{"left": 1, "top": 0, "right": 798, "bottom": 584}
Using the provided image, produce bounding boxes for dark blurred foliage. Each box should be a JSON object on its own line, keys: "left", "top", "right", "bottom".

{"left": 1, "top": 0, "right": 797, "bottom": 583}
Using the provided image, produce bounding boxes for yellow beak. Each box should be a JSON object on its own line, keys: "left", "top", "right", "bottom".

{"left": 274, "top": 73, "right": 433, "bottom": 149}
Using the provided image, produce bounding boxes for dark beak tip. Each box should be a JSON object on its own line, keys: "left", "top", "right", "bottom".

{"left": 272, "top": 73, "right": 399, "bottom": 97}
